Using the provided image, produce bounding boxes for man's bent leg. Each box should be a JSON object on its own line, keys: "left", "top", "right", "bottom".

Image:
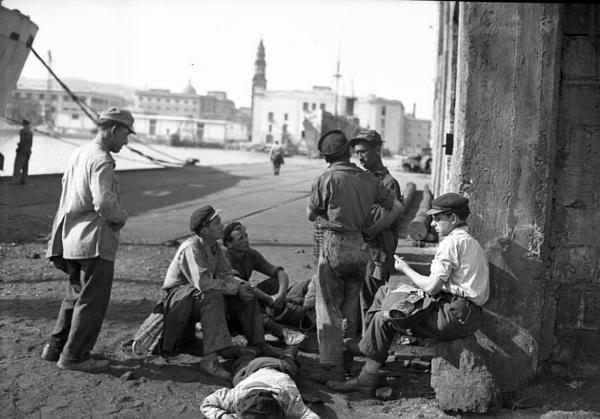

{"left": 358, "top": 311, "right": 397, "bottom": 364}
{"left": 225, "top": 296, "right": 265, "bottom": 346}
{"left": 193, "top": 291, "right": 232, "bottom": 354}
{"left": 61, "top": 258, "right": 114, "bottom": 361}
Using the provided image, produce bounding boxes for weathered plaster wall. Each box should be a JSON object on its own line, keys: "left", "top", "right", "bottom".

{"left": 433, "top": 2, "right": 600, "bottom": 375}
{"left": 550, "top": 3, "right": 600, "bottom": 368}
{"left": 454, "top": 3, "right": 561, "bottom": 360}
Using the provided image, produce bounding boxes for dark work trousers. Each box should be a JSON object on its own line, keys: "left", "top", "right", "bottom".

{"left": 12, "top": 152, "right": 30, "bottom": 184}
{"left": 316, "top": 230, "right": 369, "bottom": 367}
{"left": 360, "top": 229, "right": 398, "bottom": 335}
{"left": 192, "top": 291, "right": 266, "bottom": 354}
{"left": 48, "top": 257, "right": 114, "bottom": 361}
{"left": 232, "top": 356, "right": 298, "bottom": 386}
{"left": 359, "top": 290, "right": 482, "bottom": 363}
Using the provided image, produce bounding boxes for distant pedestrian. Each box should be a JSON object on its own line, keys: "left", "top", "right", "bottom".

{"left": 43, "top": 107, "right": 134, "bottom": 373}
{"left": 269, "top": 141, "right": 285, "bottom": 175}
{"left": 12, "top": 119, "right": 33, "bottom": 185}
{"left": 306, "top": 129, "right": 395, "bottom": 383}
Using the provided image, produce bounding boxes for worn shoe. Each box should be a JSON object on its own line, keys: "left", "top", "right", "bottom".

{"left": 199, "top": 359, "right": 231, "bottom": 381}
{"left": 57, "top": 355, "right": 110, "bottom": 373}
{"left": 282, "top": 328, "right": 307, "bottom": 346}
{"left": 309, "top": 365, "right": 345, "bottom": 384}
{"left": 40, "top": 344, "right": 61, "bottom": 362}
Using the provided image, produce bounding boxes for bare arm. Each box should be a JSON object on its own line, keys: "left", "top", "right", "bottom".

{"left": 394, "top": 255, "right": 443, "bottom": 295}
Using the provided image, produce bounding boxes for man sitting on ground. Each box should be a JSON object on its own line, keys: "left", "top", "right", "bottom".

{"left": 223, "top": 221, "right": 308, "bottom": 345}
{"left": 327, "top": 193, "right": 490, "bottom": 394}
{"left": 158, "top": 205, "right": 282, "bottom": 380}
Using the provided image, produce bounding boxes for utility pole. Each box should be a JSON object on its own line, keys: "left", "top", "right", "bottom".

{"left": 333, "top": 56, "right": 342, "bottom": 117}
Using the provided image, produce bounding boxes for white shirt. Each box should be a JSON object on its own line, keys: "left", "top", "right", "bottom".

{"left": 429, "top": 226, "right": 489, "bottom": 306}
{"left": 200, "top": 368, "right": 319, "bottom": 419}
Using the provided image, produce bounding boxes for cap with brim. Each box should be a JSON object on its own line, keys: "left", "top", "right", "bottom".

{"left": 98, "top": 107, "right": 136, "bottom": 134}
{"left": 318, "top": 129, "right": 350, "bottom": 156}
{"left": 349, "top": 129, "right": 382, "bottom": 147}
{"left": 189, "top": 206, "right": 222, "bottom": 231}
{"left": 426, "top": 193, "right": 469, "bottom": 215}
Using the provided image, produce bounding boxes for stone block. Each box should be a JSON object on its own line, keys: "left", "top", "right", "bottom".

{"left": 430, "top": 335, "right": 502, "bottom": 413}
{"left": 563, "top": 4, "right": 591, "bottom": 35}
{"left": 561, "top": 84, "right": 600, "bottom": 126}
{"left": 562, "top": 36, "right": 597, "bottom": 78}
{"left": 476, "top": 309, "right": 538, "bottom": 392}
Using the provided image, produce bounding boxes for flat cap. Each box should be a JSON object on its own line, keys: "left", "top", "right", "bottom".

{"left": 318, "top": 129, "right": 350, "bottom": 156}
{"left": 190, "top": 205, "right": 221, "bottom": 232}
{"left": 98, "top": 107, "right": 136, "bottom": 134}
{"left": 427, "top": 193, "right": 469, "bottom": 215}
{"left": 350, "top": 129, "right": 382, "bottom": 147}
{"left": 22, "top": 119, "right": 30, "bottom": 125}
{"left": 223, "top": 221, "right": 244, "bottom": 243}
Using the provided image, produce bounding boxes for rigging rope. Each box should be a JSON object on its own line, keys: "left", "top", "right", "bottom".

{"left": 24, "top": 45, "right": 189, "bottom": 167}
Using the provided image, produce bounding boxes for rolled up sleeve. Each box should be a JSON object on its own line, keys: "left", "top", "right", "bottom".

{"left": 429, "top": 240, "right": 459, "bottom": 283}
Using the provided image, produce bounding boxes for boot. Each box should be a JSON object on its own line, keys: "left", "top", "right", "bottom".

{"left": 309, "top": 364, "right": 345, "bottom": 384}
{"left": 327, "top": 368, "right": 379, "bottom": 395}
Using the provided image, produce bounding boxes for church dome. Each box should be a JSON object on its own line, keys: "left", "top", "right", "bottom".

{"left": 183, "top": 81, "right": 197, "bottom": 95}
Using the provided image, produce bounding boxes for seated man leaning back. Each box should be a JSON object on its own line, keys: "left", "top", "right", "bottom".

{"left": 223, "top": 221, "right": 309, "bottom": 346}
{"left": 160, "top": 205, "right": 281, "bottom": 380}
{"left": 327, "top": 193, "right": 490, "bottom": 394}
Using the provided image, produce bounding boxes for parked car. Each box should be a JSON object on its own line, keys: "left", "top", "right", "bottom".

{"left": 402, "top": 148, "right": 432, "bottom": 173}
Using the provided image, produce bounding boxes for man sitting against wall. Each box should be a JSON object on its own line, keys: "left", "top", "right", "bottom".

{"left": 327, "top": 193, "right": 490, "bottom": 394}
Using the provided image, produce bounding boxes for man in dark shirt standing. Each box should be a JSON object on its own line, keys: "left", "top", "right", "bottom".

{"left": 13, "top": 119, "right": 33, "bottom": 185}
{"left": 350, "top": 129, "right": 404, "bottom": 333}
{"left": 307, "top": 129, "right": 395, "bottom": 382}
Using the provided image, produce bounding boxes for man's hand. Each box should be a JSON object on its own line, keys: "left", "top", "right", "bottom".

{"left": 270, "top": 293, "right": 287, "bottom": 311}
{"left": 238, "top": 282, "right": 255, "bottom": 302}
{"left": 394, "top": 255, "right": 410, "bottom": 273}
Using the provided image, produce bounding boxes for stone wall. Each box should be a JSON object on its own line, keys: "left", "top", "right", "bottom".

{"left": 550, "top": 3, "right": 600, "bottom": 368}
{"left": 431, "top": 2, "right": 600, "bottom": 385}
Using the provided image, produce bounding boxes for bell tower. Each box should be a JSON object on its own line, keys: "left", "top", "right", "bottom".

{"left": 252, "top": 39, "right": 267, "bottom": 93}
{"left": 250, "top": 39, "right": 266, "bottom": 141}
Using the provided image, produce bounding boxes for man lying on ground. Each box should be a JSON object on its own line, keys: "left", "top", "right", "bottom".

{"left": 200, "top": 352, "right": 319, "bottom": 418}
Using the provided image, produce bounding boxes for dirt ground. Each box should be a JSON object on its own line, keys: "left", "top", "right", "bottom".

{"left": 2, "top": 185, "right": 600, "bottom": 418}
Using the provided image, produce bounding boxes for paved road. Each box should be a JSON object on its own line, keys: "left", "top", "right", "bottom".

{"left": 0, "top": 153, "right": 432, "bottom": 247}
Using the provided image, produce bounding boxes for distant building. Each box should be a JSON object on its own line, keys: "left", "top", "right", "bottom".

{"left": 404, "top": 111, "right": 431, "bottom": 153}
{"left": 134, "top": 81, "right": 236, "bottom": 121}
{"left": 133, "top": 113, "right": 247, "bottom": 144}
{"left": 250, "top": 39, "right": 407, "bottom": 154}
{"left": 354, "top": 95, "right": 405, "bottom": 154}
{"left": 7, "top": 87, "right": 125, "bottom": 133}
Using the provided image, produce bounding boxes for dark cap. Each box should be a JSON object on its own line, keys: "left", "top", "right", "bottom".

{"left": 98, "top": 107, "right": 136, "bottom": 134}
{"left": 223, "top": 221, "right": 244, "bottom": 244}
{"left": 349, "top": 129, "right": 382, "bottom": 147}
{"left": 189, "top": 205, "right": 221, "bottom": 232}
{"left": 427, "top": 193, "right": 469, "bottom": 215}
{"left": 22, "top": 119, "right": 30, "bottom": 125}
{"left": 236, "top": 389, "right": 283, "bottom": 418}
{"left": 317, "top": 129, "right": 350, "bottom": 156}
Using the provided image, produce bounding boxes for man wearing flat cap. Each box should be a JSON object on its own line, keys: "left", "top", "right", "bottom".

{"left": 43, "top": 107, "right": 134, "bottom": 372}
{"left": 350, "top": 129, "right": 404, "bottom": 333}
{"left": 306, "top": 129, "right": 395, "bottom": 383}
{"left": 12, "top": 119, "right": 33, "bottom": 185}
{"left": 157, "top": 206, "right": 283, "bottom": 380}
{"left": 328, "top": 192, "right": 490, "bottom": 394}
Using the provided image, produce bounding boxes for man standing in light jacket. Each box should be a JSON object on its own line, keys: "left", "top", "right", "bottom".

{"left": 42, "top": 107, "right": 134, "bottom": 373}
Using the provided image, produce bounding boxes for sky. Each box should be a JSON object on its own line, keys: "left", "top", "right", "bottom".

{"left": 5, "top": 0, "right": 438, "bottom": 119}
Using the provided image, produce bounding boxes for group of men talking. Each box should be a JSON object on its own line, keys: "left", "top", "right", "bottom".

{"left": 39, "top": 106, "right": 490, "bottom": 417}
